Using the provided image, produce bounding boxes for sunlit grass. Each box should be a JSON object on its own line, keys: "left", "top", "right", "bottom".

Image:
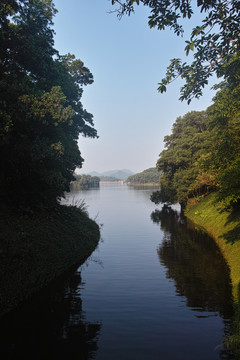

{"left": 186, "top": 193, "right": 240, "bottom": 357}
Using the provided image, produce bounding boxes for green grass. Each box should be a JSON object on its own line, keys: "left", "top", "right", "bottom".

{"left": 186, "top": 193, "right": 240, "bottom": 299}
{"left": 185, "top": 193, "right": 240, "bottom": 357}
{"left": 126, "top": 182, "right": 159, "bottom": 187}
{"left": 0, "top": 204, "right": 100, "bottom": 317}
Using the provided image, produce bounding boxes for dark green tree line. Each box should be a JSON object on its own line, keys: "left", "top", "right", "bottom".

{"left": 72, "top": 175, "right": 100, "bottom": 190}
{"left": 151, "top": 68, "right": 240, "bottom": 209}
{"left": 126, "top": 167, "right": 160, "bottom": 184}
{"left": 0, "top": 0, "right": 97, "bottom": 207}
{"left": 205, "top": 56, "right": 240, "bottom": 207}
{"left": 151, "top": 111, "right": 213, "bottom": 206}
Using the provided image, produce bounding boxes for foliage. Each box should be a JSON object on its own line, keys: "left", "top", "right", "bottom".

{"left": 126, "top": 167, "right": 160, "bottom": 184}
{"left": 151, "top": 111, "right": 210, "bottom": 206}
{"left": 205, "top": 58, "right": 240, "bottom": 208}
{"left": 72, "top": 174, "right": 100, "bottom": 190}
{"left": 0, "top": 0, "right": 97, "bottom": 207}
{"left": 111, "top": 0, "right": 240, "bottom": 102}
{"left": 100, "top": 176, "right": 121, "bottom": 181}
{"left": 151, "top": 68, "right": 240, "bottom": 209}
{"left": 150, "top": 175, "right": 177, "bottom": 204}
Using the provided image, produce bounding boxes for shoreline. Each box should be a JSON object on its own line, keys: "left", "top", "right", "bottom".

{"left": 126, "top": 182, "right": 159, "bottom": 187}
{"left": 0, "top": 204, "right": 100, "bottom": 318}
{"left": 185, "top": 193, "right": 240, "bottom": 355}
{"left": 185, "top": 193, "right": 240, "bottom": 300}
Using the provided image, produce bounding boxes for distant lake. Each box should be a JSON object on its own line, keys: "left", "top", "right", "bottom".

{"left": 0, "top": 184, "right": 234, "bottom": 359}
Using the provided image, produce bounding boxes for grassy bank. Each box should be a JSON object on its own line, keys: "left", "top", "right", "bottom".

{"left": 0, "top": 204, "right": 100, "bottom": 317}
{"left": 126, "top": 182, "right": 159, "bottom": 187}
{"left": 185, "top": 193, "right": 240, "bottom": 355}
{"left": 185, "top": 193, "right": 240, "bottom": 299}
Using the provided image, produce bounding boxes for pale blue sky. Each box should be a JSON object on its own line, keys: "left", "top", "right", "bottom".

{"left": 53, "top": 0, "right": 217, "bottom": 174}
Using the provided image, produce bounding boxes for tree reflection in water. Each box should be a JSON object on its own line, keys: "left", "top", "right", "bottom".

{"left": 151, "top": 205, "right": 233, "bottom": 319}
{"left": 151, "top": 205, "right": 236, "bottom": 360}
{"left": 0, "top": 269, "right": 101, "bottom": 360}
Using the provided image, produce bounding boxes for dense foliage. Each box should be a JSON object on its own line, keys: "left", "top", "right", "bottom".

{"left": 100, "top": 176, "right": 121, "bottom": 181}
{"left": 0, "top": 0, "right": 97, "bottom": 208}
{"left": 72, "top": 174, "right": 100, "bottom": 190}
{"left": 206, "top": 56, "right": 240, "bottom": 207}
{"left": 126, "top": 167, "right": 160, "bottom": 184}
{"left": 151, "top": 111, "right": 211, "bottom": 206}
{"left": 112, "top": 0, "right": 240, "bottom": 102}
{"left": 151, "top": 68, "right": 240, "bottom": 209}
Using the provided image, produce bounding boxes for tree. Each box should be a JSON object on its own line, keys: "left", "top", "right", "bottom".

{"left": 151, "top": 111, "right": 210, "bottom": 206}
{"left": 150, "top": 176, "right": 177, "bottom": 205}
{"left": 151, "top": 58, "right": 240, "bottom": 209}
{"left": 126, "top": 167, "right": 160, "bottom": 184}
{"left": 72, "top": 175, "right": 100, "bottom": 190}
{"left": 205, "top": 57, "right": 240, "bottom": 208}
{"left": 0, "top": 0, "right": 97, "bottom": 207}
{"left": 111, "top": 0, "right": 240, "bottom": 103}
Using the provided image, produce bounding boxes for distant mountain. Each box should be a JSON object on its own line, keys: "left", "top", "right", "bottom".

{"left": 101, "top": 169, "right": 134, "bottom": 180}
{"left": 88, "top": 169, "right": 134, "bottom": 180}
{"left": 99, "top": 176, "right": 121, "bottom": 182}
{"left": 88, "top": 171, "right": 101, "bottom": 177}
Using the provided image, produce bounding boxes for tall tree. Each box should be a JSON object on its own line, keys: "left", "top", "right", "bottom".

{"left": 126, "top": 167, "right": 160, "bottom": 184}
{"left": 151, "top": 56, "right": 240, "bottom": 209}
{"left": 151, "top": 111, "right": 210, "bottom": 206}
{"left": 111, "top": 0, "right": 240, "bottom": 102}
{"left": 0, "top": 0, "right": 97, "bottom": 207}
{"left": 205, "top": 56, "right": 240, "bottom": 208}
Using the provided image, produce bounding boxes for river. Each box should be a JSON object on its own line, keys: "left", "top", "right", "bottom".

{"left": 0, "top": 184, "right": 234, "bottom": 359}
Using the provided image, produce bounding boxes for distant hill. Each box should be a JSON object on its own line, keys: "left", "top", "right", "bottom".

{"left": 89, "top": 169, "right": 134, "bottom": 180}
{"left": 126, "top": 168, "right": 161, "bottom": 185}
{"left": 88, "top": 171, "right": 101, "bottom": 177}
{"left": 100, "top": 176, "right": 121, "bottom": 182}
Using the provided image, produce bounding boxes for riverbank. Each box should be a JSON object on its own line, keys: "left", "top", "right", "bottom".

{"left": 185, "top": 193, "right": 240, "bottom": 298}
{"left": 126, "top": 182, "right": 159, "bottom": 187}
{"left": 185, "top": 193, "right": 240, "bottom": 355}
{"left": 0, "top": 204, "right": 100, "bottom": 317}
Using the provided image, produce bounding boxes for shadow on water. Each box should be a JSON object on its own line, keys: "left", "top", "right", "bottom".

{"left": 151, "top": 205, "right": 233, "bottom": 317}
{"left": 151, "top": 205, "right": 234, "bottom": 358}
{"left": 0, "top": 268, "right": 101, "bottom": 360}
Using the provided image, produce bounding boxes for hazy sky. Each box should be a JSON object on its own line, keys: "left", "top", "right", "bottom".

{"left": 53, "top": 0, "right": 217, "bottom": 174}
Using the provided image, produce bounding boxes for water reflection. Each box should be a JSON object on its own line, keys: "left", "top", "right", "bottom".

{"left": 1, "top": 186, "right": 236, "bottom": 360}
{"left": 0, "top": 269, "right": 101, "bottom": 360}
{"left": 151, "top": 205, "right": 233, "bottom": 318}
{"left": 151, "top": 205, "right": 234, "bottom": 358}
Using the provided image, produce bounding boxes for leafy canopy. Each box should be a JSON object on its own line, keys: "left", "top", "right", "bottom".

{"left": 151, "top": 111, "right": 211, "bottom": 206}
{"left": 205, "top": 58, "right": 240, "bottom": 207}
{"left": 0, "top": 0, "right": 97, "bottom": 207}
{"left": 72, "top": 174, "right": 100, "bottom": 190}
{"left": 151, "top": 61, "right": 240, "bottom": 209}
{"left": 111, "top": 0, "right": 240, "bottom": 102}
{"left": 126, "top": 167, "right": 160, "bottom": 184}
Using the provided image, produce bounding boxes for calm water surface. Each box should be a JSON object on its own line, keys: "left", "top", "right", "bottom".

{"left": 0, "top": 184, "right": 234, "bottom": 359}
